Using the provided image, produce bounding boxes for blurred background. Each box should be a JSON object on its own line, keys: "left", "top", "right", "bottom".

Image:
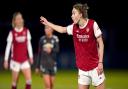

{"left": 0, "top": 0, "right": 128, "bottom": 69}
{"left": 0, "top": 0, "right": 128, "bottom": 89}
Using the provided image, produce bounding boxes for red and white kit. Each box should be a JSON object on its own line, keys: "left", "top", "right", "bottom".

{"left": 5, "top": 27, "right": 33, "bottom": 72}
{"left": 67, "top": 19, "right": 105, "bottom": 86}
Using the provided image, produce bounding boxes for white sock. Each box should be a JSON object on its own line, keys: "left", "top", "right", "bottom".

{"left": 12, "top": 82, "right": 17, "bottom": 86}
{"left": 26, "top": 80, "right": 32, "bottom": 85}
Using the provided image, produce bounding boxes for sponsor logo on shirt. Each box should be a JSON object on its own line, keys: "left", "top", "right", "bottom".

{"left": 15, "top": 36, "right": 26, "bottom": 43}
{"left": 77, "top": 34, "right": 89, "bottom": 42}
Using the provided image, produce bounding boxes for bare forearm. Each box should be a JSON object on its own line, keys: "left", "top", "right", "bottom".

{"left": 98, "top": 41, "right": 104, "bottom": 63}
{"left": 47, "top": 21, "right": 67, "bottom": 33}
{"left": 97, "top": 37, "right": 104, "bottom": 63}
{"left": 99, "top": 45, "right": 104, "bottom": 62}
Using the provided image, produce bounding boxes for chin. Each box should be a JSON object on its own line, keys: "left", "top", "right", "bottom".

{"left": 73, "top": 21, "right": 78, "bottom": 24}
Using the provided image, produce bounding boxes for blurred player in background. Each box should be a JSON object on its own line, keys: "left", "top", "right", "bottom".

{"left": 35, "top": 25, "right": 59, "bottom": 89}
{"left": 4, "top": 12, "right": 33, "bottom": 89}
{"left": 40, "top": 3, "right": 105, "bottom": 89}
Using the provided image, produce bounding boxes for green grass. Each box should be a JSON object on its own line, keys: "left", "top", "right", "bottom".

{"left": 0, "top": 69, "right": 128, "bottom": 89}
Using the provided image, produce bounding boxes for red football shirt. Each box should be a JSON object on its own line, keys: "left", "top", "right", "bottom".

{"left": 67, "top": 19, "right": 102, "bottom": 71}
{"left": 4, "top": 27, "right": 33, "bottom": 63}
{"left": 11, "top": 28, "right": 28, "bottom": 63}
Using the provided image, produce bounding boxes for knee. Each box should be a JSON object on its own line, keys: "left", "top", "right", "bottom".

{"left": 12, "top": 77, "right": 18, "bottom": 84}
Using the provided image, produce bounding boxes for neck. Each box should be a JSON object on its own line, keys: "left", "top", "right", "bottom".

{"left": 47, "top": 34, "right": 52, "bottom": 38}
{"left": 14, "top": 26, "right": 23, "bottom": 32}
{"left": 78, "top": 18, "right": 88, "bottom": 27}
{"left": 15, "top": 26, "right": 23, "bottom": 29}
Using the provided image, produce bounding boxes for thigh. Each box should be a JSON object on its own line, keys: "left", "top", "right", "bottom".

{"left": 91, "top": 68, "right": 105, "bottom": 86}
{"left": 51, "top": 75, "right": 55, "bottom": 84}
{"left": 21, "top": 61, "right": 31, "bottom": 80}
{"left": 12, "top": 70, "right": 19, "bottom": 82}
{"left": 22, "top": 68, "right": 31, "bottom": 80}
{"left": 21, "top": 61, "right": 30, "bottom": 70}
{"left": 95, "top": 81, "right": 105, "bottom": 89}
{"left": 78, "top": 69, "right": 91, "bottom": 86}
{"left": 43, "top": 74, "right": 51, "bottom": 86}
{"left": 78, "top": 84, "right": 90, "bottom": 89}
{"left": 10, "top": 60, "right": 20, "bottom": 72}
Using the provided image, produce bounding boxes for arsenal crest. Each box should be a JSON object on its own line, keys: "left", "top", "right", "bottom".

{"left": 86, "top": 28, "right": 90, "bottom": 32}
{"left": 23, "top": 31, "right": 26, "bottom": 35}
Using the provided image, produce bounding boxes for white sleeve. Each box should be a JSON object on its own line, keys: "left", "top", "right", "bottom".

{"left": 66, "top": 24, "right": 73, "bottom": 35}
{"left": 27, "top": 30, "right": 31, "bottom": 40}
{"left": 93, "top": 22, "right": 102, "bottom": 38}
{"left": 4, "top": 32, "right": 13, "bottom": 61}
{"left": 27, "top": 30, "right": 33, "bottom": 58}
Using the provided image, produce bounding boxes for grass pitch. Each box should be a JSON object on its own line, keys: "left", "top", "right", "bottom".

{"left": 0, "top": 69, "right": 128, "bottom": 89}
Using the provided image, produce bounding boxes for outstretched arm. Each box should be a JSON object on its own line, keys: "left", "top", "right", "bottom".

{"left": 40, "top": 16, "right": 67, "bottom": 33}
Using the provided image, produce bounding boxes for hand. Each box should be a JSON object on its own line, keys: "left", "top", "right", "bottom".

{"left": 29, "top": 58, "right": 33, "bottom": 65}
{"left": 43, "top": 47, "right": 52, "bottom": 54}
{"left": 40, "top": 16, "right": 49, "bottom": 26}
{"left": 35, "top": 68, "right": 39, "bottom": 74}
{"left": 4, "top": 60, "right": 8, "bottom": 69}
{"left": 96, "top": 62, "right": 103, "bottom": 75}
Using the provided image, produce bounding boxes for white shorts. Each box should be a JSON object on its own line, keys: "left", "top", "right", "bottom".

{"left": 78, "top": 67, "right": 105, "bottom": 86}
{"left": 10, "top": 60, "right": 30, "bottom": 72}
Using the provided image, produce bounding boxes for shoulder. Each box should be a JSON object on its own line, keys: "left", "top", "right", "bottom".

{"left": 88, "top": 19, "right": 95, "bottom": 24}
{"left": 24, "top": 27, "right": 29, "bottom": 30}
{"left": 40, "top": 36, "right": 46, "bottom": 41}
{"left": 53, "top": 35, "right": 59, "bottom": 39}
{"left": 9, "top": 30, "right": 14, "bottom": 36}
{"left": 89, "top": 18, "right": 94, "bottom": 21}
{"left": 53, "top": 35, "right": 59, "bottom": 42}
{"left": 23, "top": 27, "right": 30, "bottom": 33}
{"left": 10, "top": 30, "right": 13, "bottom": 33}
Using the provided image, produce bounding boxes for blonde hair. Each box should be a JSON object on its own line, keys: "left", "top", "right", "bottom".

{"left": 12, "top": 12, "right": 24, "bottom": 28}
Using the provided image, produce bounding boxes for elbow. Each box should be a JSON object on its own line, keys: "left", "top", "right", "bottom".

{"left": 59, "top": 30, "right": 66, "bottom": 33}
{"left": 100, "top": 41, "right": 104, "bottom": 49}
{"left": 98, "top": 41, "right": 104, "bottom": 50}
{"left": 59, "top": 27, "right": 67, "bottom": 33}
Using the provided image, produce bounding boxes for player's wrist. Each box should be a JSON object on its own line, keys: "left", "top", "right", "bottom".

{"left": 4, "top": 60, "right": 8, "bottom": 62}
{"left": 98, "top": 62, "right": 103, "bottom": 63}
{"left": 29, "top": 57, "right": 33, "bottom": 59}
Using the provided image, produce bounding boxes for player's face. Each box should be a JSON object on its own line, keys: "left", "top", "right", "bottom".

{"left": 71, "top": 8, "right": 82, "bottom": 24}
{"left": 14, "top": 14, "right": 24, "bottom": 28}
{"left": 45, "top": 26, "right": 53, "bottom": 37}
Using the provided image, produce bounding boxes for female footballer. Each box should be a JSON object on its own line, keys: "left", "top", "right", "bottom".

{"left": 4, "top": 12, "right": 33, "bottom": 89}
{"left": 40, "top": 3, "right": 105, "bottom": 89}
{"left": 35, "top": 25, "right": 59, "bottom": 89}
